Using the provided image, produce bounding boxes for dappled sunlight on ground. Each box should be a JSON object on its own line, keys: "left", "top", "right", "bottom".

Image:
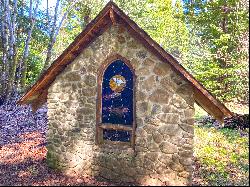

{"left": 0, "top": 130, "right": 116, "bottom": 186}
{"left": 193, "top": 125, "right": 249, "bottom": 186}
{"left": 0, "top": 98, "right": 117, "bottom": 186}
{"left": 0, "top": 131, "right": 47, "bottom": 164}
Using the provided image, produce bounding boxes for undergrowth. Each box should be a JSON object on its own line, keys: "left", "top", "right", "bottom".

{"left": 194, "top": 123, "right": 249, "bottom": 186}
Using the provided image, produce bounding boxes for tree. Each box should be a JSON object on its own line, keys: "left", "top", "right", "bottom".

{"left": 111, "top": 0, "right": 190, "bottom": 60}
{"left": 0, "top": 0, "right": 41, "bottom": 101}
{"left": 183, "top": 0, "right": 249, "bottom": 102}
{"left": 52, "top": 0, "right": 105, "bottom": 61}
{"left": 0, "top": 0, "right": 93, "bottom": 102}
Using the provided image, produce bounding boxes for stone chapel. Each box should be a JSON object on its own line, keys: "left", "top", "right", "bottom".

{"left": 19, "top": 1, "right": 233, "bottom": 186}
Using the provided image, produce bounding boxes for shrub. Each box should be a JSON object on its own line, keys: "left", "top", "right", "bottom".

{"left": 224, "top": 114, "right": 249, "bottom": 130}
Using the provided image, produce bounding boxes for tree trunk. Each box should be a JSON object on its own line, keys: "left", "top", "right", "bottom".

{"left": 0, "top": 0, "right": 10, "bottom": 101}
{"left": 8, "top": 0, "right": 18, "bottom": 95}
{"left": 19, "top": 0, "right": 39, "bottom": 88}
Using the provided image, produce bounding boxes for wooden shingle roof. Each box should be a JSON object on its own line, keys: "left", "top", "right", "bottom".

{"left": 18, "top": 1, "right": 233, "bottom": 122}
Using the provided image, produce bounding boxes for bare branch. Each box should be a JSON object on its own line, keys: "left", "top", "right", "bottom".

{"left": 54, "top": 0, "right": 80, "bottom": 38}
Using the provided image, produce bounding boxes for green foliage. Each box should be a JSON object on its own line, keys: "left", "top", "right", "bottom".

{"left": 183, "top": 0, "right": 249, "bottom": 102}
{"left": 126, "top": 0, "right": 189, "bottom": 59}
{"left": 1, "top": 1, "right": 50, "bottom": 87}
{"left": 194, "top": 125, "right": 249, "bottom": 185}
{"left": 52, "top": 0, "right": 105, "bottom": 59}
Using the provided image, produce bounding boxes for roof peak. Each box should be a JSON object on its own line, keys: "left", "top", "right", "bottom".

{"left": 106, "top": 0, "right": 119, "bottom": 8}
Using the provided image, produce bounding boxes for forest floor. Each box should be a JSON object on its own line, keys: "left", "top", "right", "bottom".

{"left": 0, "top": 97, "right": 249, "bottom": 186}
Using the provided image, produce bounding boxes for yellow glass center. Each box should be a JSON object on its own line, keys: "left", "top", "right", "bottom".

{"left": 109, "top": 75, "right": 126, "bottom": 93}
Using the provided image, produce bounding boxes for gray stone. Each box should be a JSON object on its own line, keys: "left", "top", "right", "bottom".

{"left": 155, "top": 164, "right": 172, "bottom": 174}
{"left": 80, "top": 67, "right": 87, "bottom": 75}
{"left": 136, "top": 91, "right": 147, "bottom": 101}
{"left": 87, "top": 64, "right": 97, "bottom": 73}
{"left": 178, "top": 171, "right": 191, "bottom": 178}
{"left": 144, "top": 152, "right": 160, "bottom": 161}
{"left": 178, "top": 150, "right": 193, "bottom": 158}
{"left": 138, "top": 102, "right": 150, "bottom": 114}
{"left": 162, "top": 105, "right": 179, "bottom": 113}
{"left": 77, "top": 107, "right": 94, "bottom": 115}
{"left": 179, "top": 123, "right": 194, "bottom": 134}
{"left": 153, "top": 63, "right": 171, "bottom": 76}
{"left": 159, "top": 141, "right": 178, "bottom": 154}
{"left": 136, "top": 137, "right": 147, "bottom": 147}
{"left": 137, "top": 67, "right": 150, "bottom": 76}
{"left": 157, "top": 113, "right": 180, "bottom": 124}
{"left": 158, "top": 154, "right": 172, "bottom": 165}
{"left": 170, "top": 73, "right": 184, "bottom": 86}
{"left": 182, "top": 132, "right": 194, "bottom": 138}
{"left": 151, "top": 104, "right": 162, "bottom": 116}
{"left": 142, "top": 76, "right": 156, "bottom": 91}
{"left": 81, "top": 88, "right": 95, "bottom": 96}
{"left": 143, "top": 158, "right": 155, "bottom": 171}
{"left": 170, "top": 96, "right": 188, "bottom": 109}
{"left": 149, "top": 89, "right": 170, "bottom": 104}
{"left": 131, "top": 58, "right": 140, "bottom": 70}
{"left": 144, "top": 116, "right": 161, "bottom": 126}
{"left": 143, "top": 124, "right": 157, "bottom": 134}
{"left": 179, "top": 158, "right": 193, "bottom": 166}
{"left": 160, "top": 77, "right": 177, "bottom": 91}
{"left": 169, "top": 161, "right": 184, "bottom": 172}
{"left": 73, "top": 62, "right": 82, "bottom": 70}
{"left": 82, "top": 48, "right": 93, "bottom": 58}
{"left": 65, "top": 72, "right": 81, "bottom": 82}
{"left": 152, "top": 131, "right": 164, "bottom": 144}
{"left": 184, "top": 108, "right": 195, "bottom": 118}
{"left": 84, "top": 74, "right": 96, "bottom": 87}
{"left": 127, "top": 40, "right": 138, "bottom": 48}
{"left": 136, "top": 50, "right": 147, "bottom": 59}
{"left": 143, "top": 58, "right": 154, "bottom": 66}
{"left": 181, "top": 118, "right": 195, "bottom": 125}
{"left": 136, "top": 118, "right": 144, "bottom": 128}
{"left": 141, "top": 176, "right": 163, "bottom": 186}
{"left": 158, "top": 124, "right": 180, "bottom": 136}
{"left": 147, "top": 142, "right": 159, "bottom": 151}
{"left": 176, "top": 84, "right": 193, "bottom": 95}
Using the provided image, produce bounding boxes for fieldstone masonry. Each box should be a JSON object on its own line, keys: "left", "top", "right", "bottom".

{"left": 46, "top": 25, "right": 195, "bottom": 186}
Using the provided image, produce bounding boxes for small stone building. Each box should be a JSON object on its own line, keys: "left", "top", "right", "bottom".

{"left": 19, "top": 2, "right": 233, "bottom": 186}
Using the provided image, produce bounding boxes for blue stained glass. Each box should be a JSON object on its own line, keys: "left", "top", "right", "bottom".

{"left": 103, "top": 129, "right": 131, "bottom": 142}
{"left": 101, "top": 59, "right": 133, "bottom": 142}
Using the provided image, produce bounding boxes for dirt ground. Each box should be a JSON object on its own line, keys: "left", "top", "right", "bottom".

{"left": 0, "top": 99, "right": 121, "bottom": 186}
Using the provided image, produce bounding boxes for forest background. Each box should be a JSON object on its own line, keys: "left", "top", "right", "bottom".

{"left": 0, "top": 0, "right": 249, "bottom": 105}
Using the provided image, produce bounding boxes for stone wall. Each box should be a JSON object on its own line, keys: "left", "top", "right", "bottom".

{"left": 46, "top": 25, "right": 195, "bottom": 186}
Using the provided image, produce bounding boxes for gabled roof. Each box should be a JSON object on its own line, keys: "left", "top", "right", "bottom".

{"left": 18, "top": 1, "right": 233, "bottom": 122}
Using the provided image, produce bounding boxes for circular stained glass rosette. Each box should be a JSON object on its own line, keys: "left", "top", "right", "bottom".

{"left": 109, "top": 75, "right": 126, "bottom": 93}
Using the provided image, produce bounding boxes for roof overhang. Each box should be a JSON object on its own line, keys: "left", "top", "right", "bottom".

{"left": 18, "top": 1, "right": 233, "bottom": 122}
